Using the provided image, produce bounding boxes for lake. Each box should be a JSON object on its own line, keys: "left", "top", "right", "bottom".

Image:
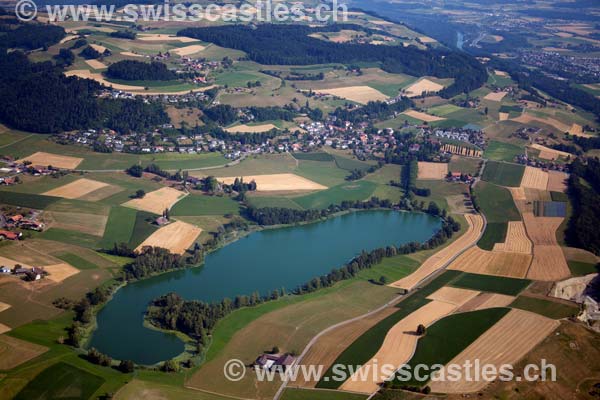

{"left": 89, "top": 210, "right": 440, "bottom": 364}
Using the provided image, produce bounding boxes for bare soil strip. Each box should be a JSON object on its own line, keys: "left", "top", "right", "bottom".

{"left": 483, "top": 91, "right": 508, "bottom": 102}
{"left": 16, "top": 152, "right": 83, "bottom": 169}
{"left": 417, "top": 161, "right": 449, "bottom": 180}
{"left": 135, "top": 220, "right": 202, "bottom": 255}
{"left": 224, "top": 124, "right": 278, "bottom": 133}
{"left": 403, "top": 110, "right": 446, "bottom": 122}
{"left": 390, "top": 214, "right": 484, "bottom": 291}
{"left": 429, "top": 309, "right": 559, "bottom": 393}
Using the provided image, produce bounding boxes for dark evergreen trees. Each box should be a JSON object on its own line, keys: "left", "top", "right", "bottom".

{"left": 106, "top": 60, "right": 177, "bottom": 81}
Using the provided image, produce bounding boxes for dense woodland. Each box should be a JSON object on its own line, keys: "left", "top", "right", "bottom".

{"left": 566, "top": 157, "right": 600, "bottom": 255}
{"left": 106, "top": 60, "right": 177, "bottom": 81}
{"left": 0, "top": 51, "right": 167, "bottom": 133}
{"left": 178, "top": 24, "right": 487, "bottom": 97}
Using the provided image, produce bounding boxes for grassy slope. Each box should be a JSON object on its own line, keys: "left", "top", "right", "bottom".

{"left": 451, "top": 272, "right": 531, "bottom": 296}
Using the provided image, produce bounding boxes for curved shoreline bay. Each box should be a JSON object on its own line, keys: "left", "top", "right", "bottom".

{"left": 89, "top": 210, "right": 441, "bottom": 364}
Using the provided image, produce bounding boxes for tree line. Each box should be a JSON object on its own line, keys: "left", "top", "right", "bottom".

{"left": 566, "top": 157, "right": 600, "bottom": 255}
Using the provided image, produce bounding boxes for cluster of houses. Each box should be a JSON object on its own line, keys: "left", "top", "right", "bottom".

{"left": 433, "top": 127, "right": 485, "bottom": 149}
{"left": 0, "top": 212, "right": 44, "bottom": 240}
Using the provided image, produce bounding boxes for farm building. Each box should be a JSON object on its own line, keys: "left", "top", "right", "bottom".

{"left": 0, "top": 230, "right": 21, "bottom": 240}
{"left": 254, "top": 353, "right": 296, "bottom": 370}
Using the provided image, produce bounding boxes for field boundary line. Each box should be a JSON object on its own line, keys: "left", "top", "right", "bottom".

{"left": 0, "top": 133, "right": 35, "bottom": 149}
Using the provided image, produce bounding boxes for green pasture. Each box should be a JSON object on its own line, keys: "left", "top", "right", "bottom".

{"left": 293, "top": 180, "right": 377, "bottom": 209}
{"left": 170, "top": 194, "right": 240, "bottom": 216}
{"left": 483, "top": 141, "right": 524, "bottom": 162}
{"left": 510, "top": 296, "right": 579, "bottom": 320}
{"left": 481, "top": 161, "right": 525, "bottom": 187}
{"left": 451, "top": 272, "right": 530, "bottom": 296}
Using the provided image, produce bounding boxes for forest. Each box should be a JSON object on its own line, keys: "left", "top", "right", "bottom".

{"left": 178, "top": 24, "right": 487, "bottom": 97}
{"left": 0, "top": 51, "right": 167, "bottom": 133}
{"left": 566, "top": 157, "right": 600, "bottom": 255}
{"left": 106, "top": 60, "right": 177, "bottom": 81}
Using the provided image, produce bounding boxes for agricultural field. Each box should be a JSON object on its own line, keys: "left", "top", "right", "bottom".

{"left": 481, "top": 161, "right": 525, "bottom": 187}
{"left": 483, "top": 140, "right": 525, "bottom": 162}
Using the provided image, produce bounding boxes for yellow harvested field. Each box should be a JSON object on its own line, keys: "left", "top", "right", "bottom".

{"left": 225, "top": 124, "right": 278, "bottom": 133}
{"left": 123, "top": 187, "right": 187, "bottom": 215}
{"left": 0, "top": 324, "right": 10, "bottom": 334}
{"left": 403, "top": 109, "right": 446, "bottom": 122}
{"left": 429, "top": 309, "right": 559, "bottom": 393}
{"left": 135, "top": 220, "right": 202, "bottom": 255}
{"left": 0, "top": 302, "right": 10, "bottom": 313}
{"left": 528, "top": 245, "right": 571, "bottom": 281}
{"left": 218, "top": 174, "right": 326, "bottom": 192}
{"left": 448, "top": 247, "right": 532, "bottom": 278}
{"left": 522, "top": 212, "right": 570, "bottom": 281}
{"left": 16, "top": 152, "right": 83, "bottom": 169}
{"left": 457, "top": 292, "right": 515, "bottom": 312}
{"left": 390, "top": 214, "right": 484, "bottom": 290}
{"left": 520, "top": 166, "right": 549, "bottom": 191}
{"left": 568, "top": 123, "right": 593, "bottom": 138}
{"left": 47, "top": 211, "right": 108, "bottom": 237}
{"left": 44, "top": 263, "right": 79, "bottom": 283}
{"left": 89, "top": 44, "right": 107, "bottom": 53}
{"left": 65, "top": 70, "right": 216, "bottom": 95}
{"left": 494, "top": 70, "right": 509, "bottom": 77}
{"left": 340, "top": 300, "right": 459, "bottom": 394}
{"left": 483, "top": 91, "right": 508, "bottom": 102}
{"left": 546, "top": 170, "right": 568, "bottom": 193}
{"left": 84, "top": 59, "right": 107, "bottom": 70}
{"left": 172, "top": 44, "right": 206, "bottom": 56}
{"left": 137, "top": 34, "right": 198, "bottom": 42}
{"left": 530, "top": 143, "right": 572, "bottom": 160}
{"left": 419, "top": 36, "right": 437, "bottom": 43}
{"left": 522, "top": 213, "right": 563, "bottom": 245}
{"left": 121, "top": 51, "right": 144, "bottom": 57}
{"left": 508, "top": 187, "right": 526, "bottom": 201}
{"left": 0, "top": 334, "right": 48, "bottom": 370}
{"left": 314, "top": 86, "right": 388, "bottom": 104}
{"left": 403, "top": 78, "right": 444, "bottom": 97}
{"left": 441, "top": 144, "right": 482, "bottom": 157}
{"left": 417, "top": 161, "right": 449, "bottom": 180}
{"left": 499, "top": 112, "right": 509, "bottom": 121}
{"left": 492, "top": 221, "right": 532, "bottom": 254}
{"left": 43, "top": 178, "right": 109, "bottom": 199}
{"left": 553, "top": 24, "right": 595, "bottom": 36}
{"left": 513, "top": 114, "right": 570, "bottom": 133}
{"left": 426, "top": 286, "right": 480, "bottom": 306}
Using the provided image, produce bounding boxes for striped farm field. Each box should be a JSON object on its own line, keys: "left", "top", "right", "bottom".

{"left": 457, "top": 292, "right": 516, "bottom": 312}
{"left": 492, "top": 221, "right": 532, "bottom": 254}
{"left": 390, "top": 213, "right": 484, "bottom": 291}
{"left": 521, "top": 212, "right": 570, "bottom": 281}
{"left": 546, "top": 170, "right": 569, "bottom": 193}
{"left": 520, "top": 166, "right": 549, "bottom": 191}
{"left": 448, "top": 246, "right": 532, "bottom": 278}
{"left": 429, "top": 309, "right": 559, "bottom": 393}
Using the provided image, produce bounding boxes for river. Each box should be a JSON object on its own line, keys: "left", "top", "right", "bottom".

{"left": 89, "top": 210, "right": 440, "bottom": 364}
